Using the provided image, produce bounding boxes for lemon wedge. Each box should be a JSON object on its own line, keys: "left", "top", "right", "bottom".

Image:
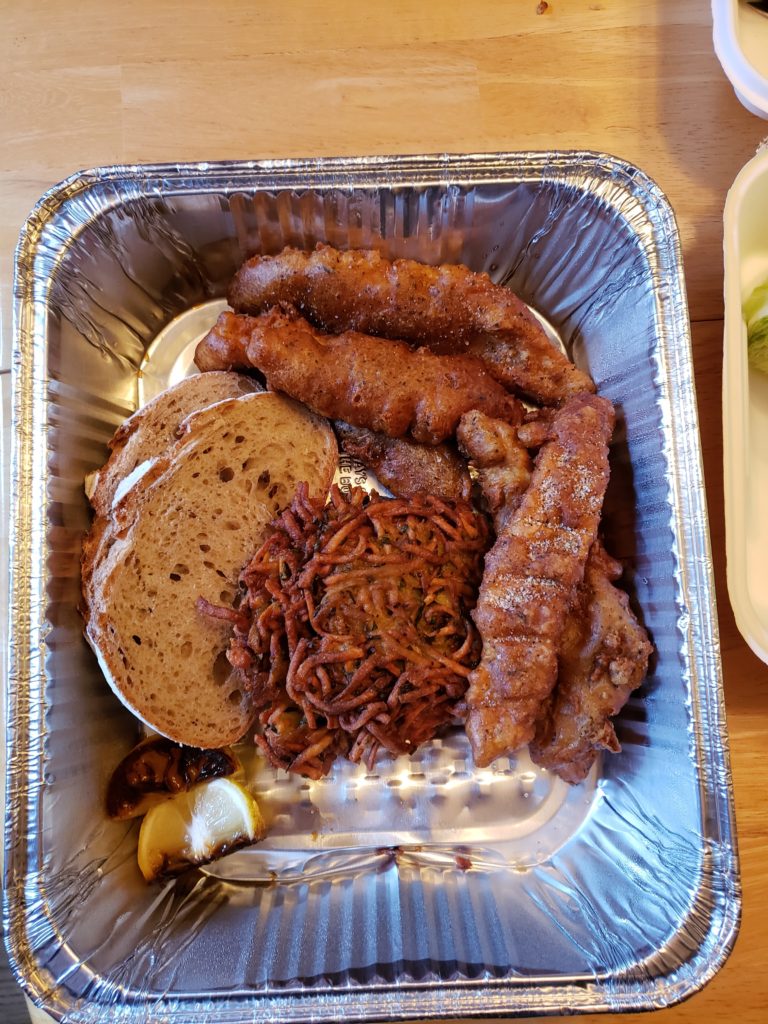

{"left": 137, "top": 777, "right": 266, "bottom": 882}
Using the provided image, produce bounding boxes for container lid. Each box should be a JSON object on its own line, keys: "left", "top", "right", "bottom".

{"left": 713, "top": 0, "right": 768, "bottom": 119}
{"left": 723, "top": 144, "right": 768, "bottom": 664}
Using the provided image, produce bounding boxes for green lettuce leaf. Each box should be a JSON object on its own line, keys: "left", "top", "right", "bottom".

{"left": 745, "top": 281, "right": 768, "bottom": 326}
{"left": 748, "top": 315, "right": 768, "bottom": 374}
{"left": 744, "top": 281, "right": 768, "bottom": 374}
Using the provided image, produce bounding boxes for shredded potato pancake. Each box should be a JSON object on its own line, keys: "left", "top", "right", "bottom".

{"left": 204, "top": 484, "right": 490, "bottom": 778}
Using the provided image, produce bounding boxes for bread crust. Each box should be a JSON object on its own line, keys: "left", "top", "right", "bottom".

{"left": 89, "top": 371, "right": 261, "bottom": 518}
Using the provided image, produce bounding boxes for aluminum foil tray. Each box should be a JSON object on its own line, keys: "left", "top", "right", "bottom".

{"left": 5, "top": 153, "right": 740, "bottom": 1022}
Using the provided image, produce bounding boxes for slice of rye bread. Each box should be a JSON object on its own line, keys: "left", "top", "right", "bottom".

{"left": 82, "top": 372, "right": 261, "bottom": 620}
{"left": 84, "top": 390, "right": 338, "bottom": 748}
{"left": 87, "top": 371, "right": 262, "bottom": 517}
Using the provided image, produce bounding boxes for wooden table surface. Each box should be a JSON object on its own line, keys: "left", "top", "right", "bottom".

{"left": 1, "top": 2, "right": 767, "bottom": 1022}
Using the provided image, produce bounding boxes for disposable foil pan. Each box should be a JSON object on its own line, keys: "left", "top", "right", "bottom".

{"left": 5, "top": 153, "right": 740, "bottom": 1022}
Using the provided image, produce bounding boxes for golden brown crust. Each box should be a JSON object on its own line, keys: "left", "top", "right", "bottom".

{"left": 456, "top": 410, "right": 533, "bottom": 529}
{"left": 334, "top": 421, "right": 472, "bottom": 502}
{"left": 529, "top": 542, "right": 652, "bottom": 783}
{"left": 196, "top": 309, "right": 524, "bottom": 445}
{"left": 227, "top": 245, "right": 595, "bottom": 405}
{"left": 193, "top": 323, "right": 251, "bottom": 372}
{"left": 465, "top": 393, "right": 615, "bottom": 766}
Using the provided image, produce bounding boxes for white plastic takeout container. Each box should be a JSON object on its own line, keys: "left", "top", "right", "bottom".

{"left": 723, "top": 144, "right": 768, "bottom": 663}
{"left": 713, "top": 0, "right": 768, "bottom": 118}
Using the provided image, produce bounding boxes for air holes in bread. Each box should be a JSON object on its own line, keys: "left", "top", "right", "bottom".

{"left": 212, "top": 650, "right": 231, "bottom": 686}
{"left": 219, "top": 466, "right": 234, "bottom": 482}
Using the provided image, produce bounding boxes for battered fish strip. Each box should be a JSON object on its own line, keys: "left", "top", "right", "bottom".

{"left": 227, "top": 245, "right": 595, "bottom": 406}
{"left": 460, "top": 407, "right": 651, "bottom": 782}
{"left": 456, "top": 409, "right": 533, "bottom": 530}
{"left": 463, "top": 393, "right": 615, "bottom": 767}
{"left": 195, "top": 309, "right": 523, "bottom": 445}
{"left": 529, "top": 542, "right": 652, "bottom": 783}
{"left": 334, "top": 422, "right": 472, "bottom": 502}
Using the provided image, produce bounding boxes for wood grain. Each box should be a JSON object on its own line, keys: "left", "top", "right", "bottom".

{"left": 1, "top": 2, "right": 767, "bottom": 1022}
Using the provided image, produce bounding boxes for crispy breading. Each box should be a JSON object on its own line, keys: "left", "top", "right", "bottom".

{"left": 456, "top": 409, "right": 533, "bottom": 529}
{"left": 464, "top": 394, "right": 615, "bottom": 767}
{"left": 517, "top": 407, "right": 556, "bottom": 449}
{"left": 195, "top": 309, "right": 523, "bottom": 445}
{"left": 334, "top": 421, "right": 472, "bottom": 502}
{"left": 193, "top": 320, "right": 250, "bottom": 372}
{"left": 459, "top": 407, "right": 651, "bottom": 783}
{"left": 529, "top": 542, "right": 652, "bottom": 783}
{"left": 227, "top": 245, "right": 595, "bottom": 405}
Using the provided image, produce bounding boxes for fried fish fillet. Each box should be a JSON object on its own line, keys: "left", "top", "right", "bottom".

{"left": 456, "top": 409, "right": 533, "bottom": 529}
{"left": 195, "top": 309, "right": 523, "bottom": 445}
{"left": 529, "top": 542, "right": 652, "bottom": 783}
{"left": 460, "top": 406, "right": 651, "bottom": 782}
{"left": 464, "top": 393, "right": 615, "bottom": 767}
{"left": 194, "top": 316, "right": 250, "bottom": 372}
{"left": 334, "top": 421, "right": 472, "bottom": 502}
{"left": 227, "top": 245, "right": 594, "bottom": 406}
